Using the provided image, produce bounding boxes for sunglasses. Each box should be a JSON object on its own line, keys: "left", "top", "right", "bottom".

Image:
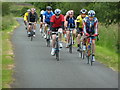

{"left": 55, "top": 14, "right": 60, "bottom": 16}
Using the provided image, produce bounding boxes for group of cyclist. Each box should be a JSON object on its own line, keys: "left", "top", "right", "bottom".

{"left": 23, "top": 6, "right": 99, "bottom": 62}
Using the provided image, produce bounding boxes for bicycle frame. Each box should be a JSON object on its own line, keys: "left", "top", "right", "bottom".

{"left": 69, "top": 28, "right": 74, "bottom": 53}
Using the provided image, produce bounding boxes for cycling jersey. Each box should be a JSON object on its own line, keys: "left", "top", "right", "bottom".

{"left": 83, "top": 17, "right": 98, "bottom": 35}
{"left": 43, "top": 11, "right": 54, "bottom": 23}
{"left": 28, "top": 12, "right": 38, "bottom": 22}
{"left": 66, "top": 16, "right": 76, "bottom": 28}
{"left": 40, "top": 14, "right": 43, "bottom": 22}
{"left": 50, "top": 14, "right": 64, "bottom": 28}
{"left": 76, "top": 15, "right": 88, "bottom": 28}
{"left": 24, "top": 12, "right": 29, "bottom": 21}
{"left": 40, "top": 10, "right": 44, "bottom": 22}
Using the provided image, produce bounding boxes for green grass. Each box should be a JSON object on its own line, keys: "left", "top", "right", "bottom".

{"left": 96, "top": 46, "right": 118, "bottom": 71}
{"left": 2, "top": 16, "right": 19, "bottom": 88}
{"left": 96, "top": 24, "right": 118, "bottom": 53}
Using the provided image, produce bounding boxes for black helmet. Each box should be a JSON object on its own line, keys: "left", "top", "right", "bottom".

{"left": 46, "top": 6, "right": 52, "bottom": 10}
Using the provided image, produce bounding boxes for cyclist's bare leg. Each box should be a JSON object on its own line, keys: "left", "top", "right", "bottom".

{"left": 58, "top": 28, "right": 63, "bottom": 42}
{"left": 77, "top": 34, "right": 81, "bottom": 45}
{"left": 44, "top": 24, "right": 48, "bottom": 34}
{"left": 73, "top": 29, "right": 76, "bottom": 43}
{"left": 28, "top": 25, "right": 31, "bottom": 32}
{"left": 66, "top": 30, "right": 70, "bottom": 44}
{"left": 24, "top": 21, "right": 27, "bottom": 26}
{"left": 40, "top": 22, "right": 43, "bottom": 28}
{"left": 52, "top": 34, "right": 56, "bottom": 48}
{"left": 92, "top": 40, "right": 95, "bottom": 55}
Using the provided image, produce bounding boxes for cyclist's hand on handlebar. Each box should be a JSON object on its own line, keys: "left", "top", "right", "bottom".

{"left": 86, "top": 33, "right": 89, "bottom": 36}
{"left": 93, "top": 34, "right": 98, "bottom": 36}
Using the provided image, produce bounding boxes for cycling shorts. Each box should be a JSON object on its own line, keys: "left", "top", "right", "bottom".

{"left": 77, "top": 28, "right": 83, "bottom": 36}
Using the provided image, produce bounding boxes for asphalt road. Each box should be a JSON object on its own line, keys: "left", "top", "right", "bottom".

{"left": 11, "top": 18, "right": 118, "bottom": 88}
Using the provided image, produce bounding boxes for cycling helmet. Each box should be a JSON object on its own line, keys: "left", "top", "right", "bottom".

{"left": 31, "top": 8, "right": 35, "bottom": 11}
{"left": 88, "top": 10, "right": 95, "bottom": 17}
{"left": 27, "top": 9, "right": 31, "bottom": 12}
{"left": 80, "top": 9, "right": 87, "bottom": 14}
{"left": 69, "top": 10, "right": 74, "bottom": 15}
{"left": 54, "top": 9, "right": 61, "bottom": 16}
{"left": 46, "top": 6, "right": 52, "bottom": 10}
{"left": 40, "top": 10, "right": 44, "bottom": 14}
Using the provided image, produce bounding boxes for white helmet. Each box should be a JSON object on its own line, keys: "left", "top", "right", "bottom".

{"left": 27, "top": 9, "right": 31, "bottom": 12}
{"left": 54, "top": 9, "right": 61, "bottom": 15}
{"left": 88, "top": 10, "right": 95, "bottom": 17}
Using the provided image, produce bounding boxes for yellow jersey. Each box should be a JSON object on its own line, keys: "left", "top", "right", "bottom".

{"left": 76, "top": 15, "right": 88, "bottom": 28}
{"left": 24, "top": 12, "right": 29, "bottom": 21}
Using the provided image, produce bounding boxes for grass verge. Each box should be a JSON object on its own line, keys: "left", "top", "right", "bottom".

{"left": 96, "top": 46, "right": 118, "bottom": 71}
{"left": 2, "top": 17, "right": 19, "bottom": 88}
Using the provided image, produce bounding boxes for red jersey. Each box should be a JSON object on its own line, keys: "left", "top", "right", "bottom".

{"left": 50, "top": 14, "right": 64, "bottom": 28}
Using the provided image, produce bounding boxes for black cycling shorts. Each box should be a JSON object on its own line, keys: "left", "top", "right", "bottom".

{"left": 77, "top": 28, "right": 83, "bottom": 35}
{"left": 51, "top": 27, "right": 61, "bottom": 34}
{"left": 29, "top": 22, "right": 35, "bottom": 25}
{"left": 45, "top": 21, "right": 50, "bottom": 25}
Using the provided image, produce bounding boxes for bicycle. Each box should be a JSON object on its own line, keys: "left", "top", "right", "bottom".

{"left": 52, "top": 31, "right": 60, "bottom": 61}
{"left": 29, "top": 22, "right": 35, "bottom": 41}
{"left": 86, "top": 34, "right": 98, "bottom": 66}
{"left": 68, "top": 28, "right": 74, "bottom": 53}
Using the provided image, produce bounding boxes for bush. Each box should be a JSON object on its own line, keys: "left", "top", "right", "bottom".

{"left": 20, "top": 7, "right": 29, "bottom": 16}
{"left": 2, "top": 15, "right": 16, "bottom": 30}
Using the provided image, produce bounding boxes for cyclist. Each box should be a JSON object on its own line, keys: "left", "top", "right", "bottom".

{"left": 64, "top": 10, "right": 71, "bottom": 42}
{"left": 83, "top": 10, "right": 98, "bottom": 62}
{"left": 39, "top": 9, "right": 45, "bottom": 33}
{"left": 28, "top": 8, "right": 38, "bottom": 37}
{"left": 24, "top": 9, "right": 31, "bottom": 29}
{"left": 43, "top": 6, "right": 54, "bottom": 39}
{"left": 50, "top": 9, "right": 64, "bottom": 56}
{"left": 76, "top": 9, "right": 88, "bottom": 51}
{"left": 65, "top": 10, "right": 76, "bottom": 48}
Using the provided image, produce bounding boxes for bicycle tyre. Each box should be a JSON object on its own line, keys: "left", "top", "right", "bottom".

{"left": 46, "top": 39, "right": 50, "bottom": 47}
{"left": 56, "top": 40, "right": 59, "bottom": 61}
{"left": 30, "top": 31, "right": 33, "bottom": 41}
{"left": 90, "top": 55, "right": 93, "bottom": 66}
{"left": 87, "top": 56, "right": 89, "bottom": 64}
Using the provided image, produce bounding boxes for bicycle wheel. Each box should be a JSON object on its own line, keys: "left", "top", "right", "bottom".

{"left": 87, "top": 56, "right": 89, "bottom": 64}
{"left": 56, "top": 41, "right": 59, "bottom": 61}
{"left": 46, "top": 38, "right": 50, "bottom": 47}
{"left": 69, "top": 36, "right": 72, "bottom": 53}
{"left": 82, "top": 51, "right": 85, "bottom": 60}
{"left": 90, "top": 55, "right": 93, "bottom": 66}
{"left": 30, "top": 31, "right": 33, "bottom": 41}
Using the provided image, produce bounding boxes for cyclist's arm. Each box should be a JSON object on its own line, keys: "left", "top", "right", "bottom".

{"left": 35, "top": 13, "right": 38, "bottom": 23}
{"left": 28, "top": 13, "right": 30, "bottom": 22}
{"left": 76, "top": 16, "right": 80, "bottom": 28}
{"left": 24, "top": 13, "right": 27, "bottom": 21}
{"left": 61, "top": 15, "right": 65, "bottom": 30}
{"left": 94, "top": 19, "right": 98, "bottom": 35}
{"left": 50, "top": 16, "right": 54, "bottom": 30}
{"left": 83, "top": 19, "right": 87, "bottom": 35}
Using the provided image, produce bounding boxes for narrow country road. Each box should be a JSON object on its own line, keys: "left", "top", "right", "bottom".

{"left": 11, "top": 18, "right": 118, "bottom": 88}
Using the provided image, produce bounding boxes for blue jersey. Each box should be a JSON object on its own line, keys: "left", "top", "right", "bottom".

{"left": 66, "top": 16, "right": 76, "bottom": 28}
{"left": 43, "top": 11, "right": 54, "bottom": 23}
{"left": 83, "top": 17, "right": 98, "bottom": 35}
